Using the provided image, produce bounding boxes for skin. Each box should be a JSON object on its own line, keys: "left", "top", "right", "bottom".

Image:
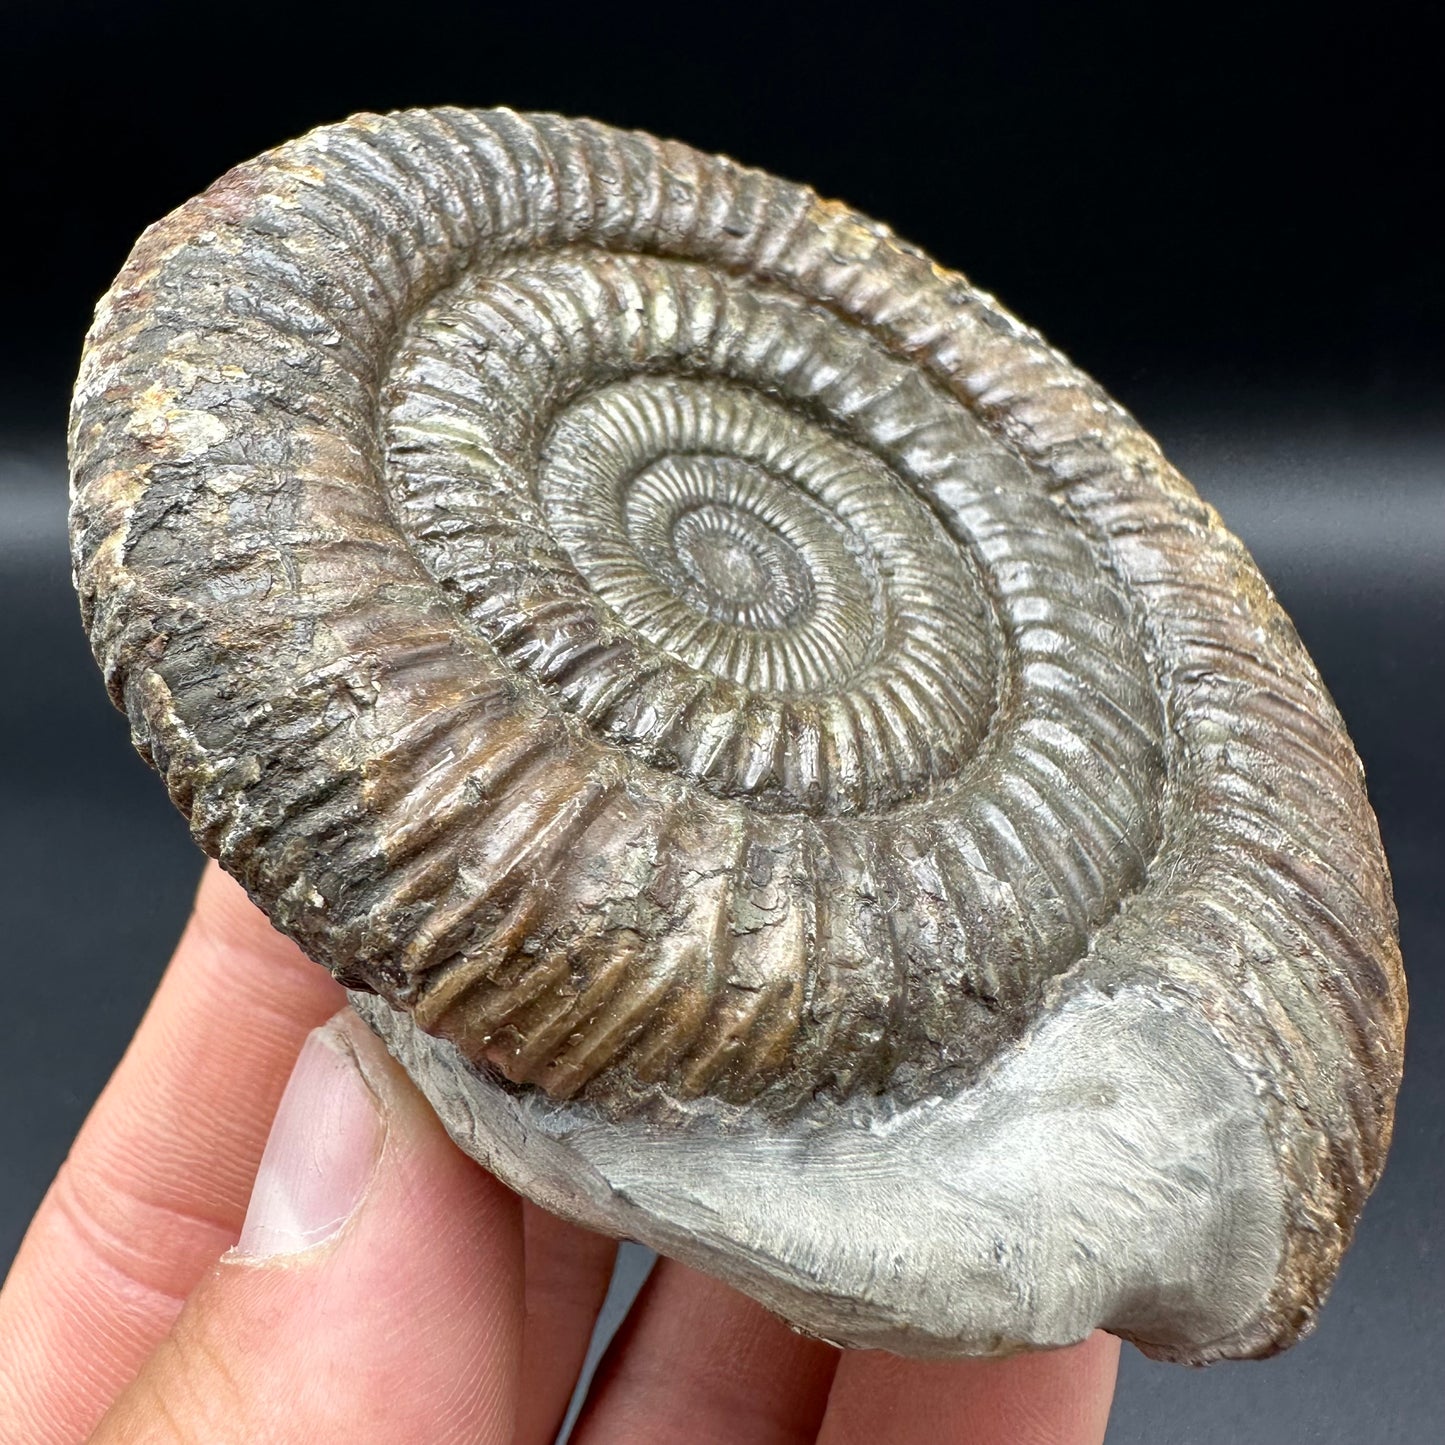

{"left": 0, "top": 862, "right": 1118, "bottom": 1444}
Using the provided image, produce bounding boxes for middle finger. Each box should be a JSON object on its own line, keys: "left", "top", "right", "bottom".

{"left": 513, "top": 1204, "right": 618, "bottom": 1445}
{"left": 570, "top": 1257, "right": 839, "bottom": 1445}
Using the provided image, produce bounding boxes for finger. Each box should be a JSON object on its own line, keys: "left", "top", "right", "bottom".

{"left": 815, "top": 1330, "right": 1120, "bottom": 1445}
{"left": 571, "top": 1258, "right": 838, "bottom": 1445}
{"left": 0, "top": 862, "right": 344, "bottom": 1444}
{"left": 514, "top": 1205, "right": 617, "bottom": 1445}
{"left": 92, "top": 1007, "right": 524, "bottom": 1444}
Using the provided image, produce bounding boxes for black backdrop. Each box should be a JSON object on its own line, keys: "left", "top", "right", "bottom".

{"left": 2, "top": 4, "right": 1440, "bottom": 1441}
{"left": 4, "top": 1, "right": 1442, "bottom": 430}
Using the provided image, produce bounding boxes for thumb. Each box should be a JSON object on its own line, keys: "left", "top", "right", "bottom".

{"left": 94, "top": 1008, "right": 523, "bottom": 1445}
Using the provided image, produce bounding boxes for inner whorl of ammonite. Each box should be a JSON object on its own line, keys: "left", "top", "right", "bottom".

{"left": 368, "top": 241, "right": 1172, "bottom": 1107}
{"left": 382, "top": 254, "right": 1008, "bottom": 817}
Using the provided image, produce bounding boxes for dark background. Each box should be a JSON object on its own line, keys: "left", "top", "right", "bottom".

{"left": 2, "top": 3, "right": 1439, "bottom": 1441}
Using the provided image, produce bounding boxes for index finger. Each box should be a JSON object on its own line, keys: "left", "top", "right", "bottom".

{"left": 0, "top": 861, "right": 344, "bottom": 1444}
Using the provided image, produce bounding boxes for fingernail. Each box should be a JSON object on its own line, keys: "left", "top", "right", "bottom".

{"left": 233, "top": 1017, "right": 383, "bottom": 1260}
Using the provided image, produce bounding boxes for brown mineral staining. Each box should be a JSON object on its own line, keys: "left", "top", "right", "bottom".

{"left": 69, "top": 108, "right": 1404, "bottom": 1361}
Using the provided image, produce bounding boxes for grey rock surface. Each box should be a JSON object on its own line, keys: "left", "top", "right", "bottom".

{"left": 354, "top": 985, "right": 1285, "bottom": 1358}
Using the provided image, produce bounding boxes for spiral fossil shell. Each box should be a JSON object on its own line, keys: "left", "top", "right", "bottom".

{"left": 69, "top": 107, "right": 1406, "bottom": 1362}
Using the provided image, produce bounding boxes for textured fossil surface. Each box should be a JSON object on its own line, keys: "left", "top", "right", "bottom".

{"left": 69, "top": 107, "right": 1406, "bottom": 1362}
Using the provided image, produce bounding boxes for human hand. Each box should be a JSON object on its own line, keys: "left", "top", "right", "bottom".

{"left": 0, "top": 863, "right": 1118, "bottom": 1443}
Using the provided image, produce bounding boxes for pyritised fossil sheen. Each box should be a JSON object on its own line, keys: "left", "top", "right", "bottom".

{"left": 69, "top": 107, "right": 1406, "bottom": 1363}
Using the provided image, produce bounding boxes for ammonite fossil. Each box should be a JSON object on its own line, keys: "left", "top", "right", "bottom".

{"left": 69, "top": 107, "right": 1406, "bottom": 1363}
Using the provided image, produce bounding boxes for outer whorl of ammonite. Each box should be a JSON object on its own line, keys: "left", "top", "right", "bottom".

{"left": 70, "top": 108, "right": 1405, "bottom": 1364}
